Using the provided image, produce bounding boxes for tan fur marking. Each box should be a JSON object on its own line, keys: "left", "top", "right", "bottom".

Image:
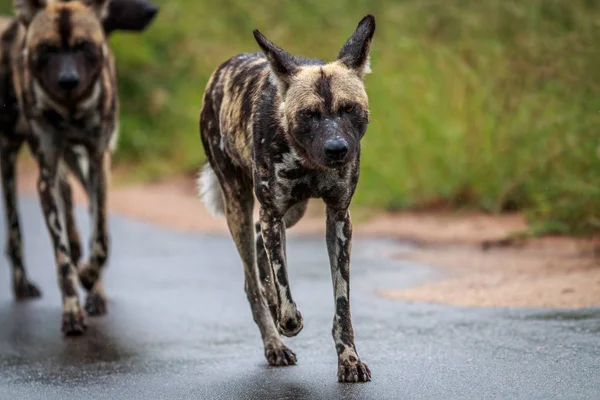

{"left": 284, "top": 62, "right": 369, "bottom": 120}
{"left": 25, "top": 12, "right": 60, "bottom": 45}
{"left": 326, "top": 62, "right": 369, "bottom": 110}
{"left": 217, "top": 59, "right": 270, "bottom": 171}
{"left": 285, "top": 66, "right": 323, "bottom": 114}
{"left": 25, "top": 3, "right": 105, "bottom": 47}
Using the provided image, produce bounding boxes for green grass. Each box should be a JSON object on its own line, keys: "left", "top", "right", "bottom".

{"left": 4, "top": 0, "right": 600, "bottom": 233}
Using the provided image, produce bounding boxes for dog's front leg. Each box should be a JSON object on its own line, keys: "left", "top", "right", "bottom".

{"left": 34, "top": 136, "right": 86, "bottom": 335}
{"left": 79, "top": 150, "right": 110, "bottom": 316}
{"left": 326, "top": 207, "right": 370, "bottom": 383}
{"left": 0, "top": 136, "right": 41, "bottom": 299}
{"left": 259, "top": 207, "right": 303, "bottom": 337}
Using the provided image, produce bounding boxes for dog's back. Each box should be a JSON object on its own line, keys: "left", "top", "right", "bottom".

{"left": 200, "top": 52, "right": 272, "bottom": 176}
{"left": 0, "top": 17, "right": 14, "bottom": 116}
{"left": 0, "top": 16, "right": 13, "bottom": 33}
{"left": 0, "top": 17, "right": 23, "bottom": 134}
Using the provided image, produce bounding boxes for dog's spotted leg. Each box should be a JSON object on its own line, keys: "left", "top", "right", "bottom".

{"left": 259, "top": 207, "right": 303, "bottom": 338}
{"left": 78, "top": 151, "right": 109, "bottom": 316}
{"left": 34, "top": 142, "right": 86, "bottom": 336}
{"left": 256, "top": 201, "right": 308, "bottom": 323}
{"left": 255, "top": 222, "right": 278, "bottom": 322}
{"left": 0, "top": 137, "right": 41, "bottom": 300}
{"left": 326, "top": 207, "right": 370, "bottom": 383}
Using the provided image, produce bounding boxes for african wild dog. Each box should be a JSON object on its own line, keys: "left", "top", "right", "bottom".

{"left": 0, "top": 1, "right": 158, "bottom": 308}
{"left": 0, "top": 0, "right": 155, "bottom": 336}
{"left": 199, "top": 15, "right": 376, "bottom": 382}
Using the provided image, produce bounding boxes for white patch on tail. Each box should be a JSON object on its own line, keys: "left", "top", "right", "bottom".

{"left": 197, "top": 164, "right": 225, "bottom": 217}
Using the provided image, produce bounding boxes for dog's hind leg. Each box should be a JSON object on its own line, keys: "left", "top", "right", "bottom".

{"left": 78, "top": 151, "right": 110, "bottom": 317}
{"left": 283, "top": 201, "right": 308, "bottom": 230}
{"left": 63, "top": 145, "right": 99, "bottom": 268}
{"left": 63, "top": 145, "right": 91, "bottom": 198}
{"left": 200, "top": 134, "right": 296, "bottom": 366}
{"left": 210, "top": 162, "right": 297, "bottom": 366}
{"left": 58, "top": 170, "right": 82, "bottom": 266}
{"left": 64, "top": 145, "right": 109, "bottom": 316}
{"left": 256, "top": 201, "right": 307, "bottom": 322}
{"left": 0, "top": 136, "right": 41, "bottom": 299}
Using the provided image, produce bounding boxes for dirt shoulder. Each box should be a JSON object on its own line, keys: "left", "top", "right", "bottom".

{"left": 16, "top": 160, "right": 600, "bottom": 309}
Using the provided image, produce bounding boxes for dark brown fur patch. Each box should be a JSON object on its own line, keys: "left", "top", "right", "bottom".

{"left": 315, "top": 69, "right": 333, "bottom": 111}
{"left": 58, "top": 7, "right": 72, "bottom": 49}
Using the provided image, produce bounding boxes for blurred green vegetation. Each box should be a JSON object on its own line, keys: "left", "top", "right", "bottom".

{"left": 3, "top": 0, "right": 600, "bottom": 233}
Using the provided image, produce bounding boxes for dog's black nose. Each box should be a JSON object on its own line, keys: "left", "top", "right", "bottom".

{"left": 58, "top": 73, "right": 79, "bottom": 92}
{"left": 324, "top": 139, "right": 349, "bottom": 161}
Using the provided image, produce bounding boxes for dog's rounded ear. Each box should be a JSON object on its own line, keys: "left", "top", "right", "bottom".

{"left": 337, "top": 15, "right": 376, "bottom": 79}
{"left": 253, "top": 29, "right": 298, "bottom": 93}
{"left": 13, "top": 0, "right": 46, "bottom": 25}
{"left": 103, "top": 0, "right": 159, "bottom": 35}
{"left": 82, "top": 0, "right": 110, "bottom": 20}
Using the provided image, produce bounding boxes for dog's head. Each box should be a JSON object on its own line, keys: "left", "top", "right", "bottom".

{"left": 254, "top": 15, "right": 375, "bottom": 169}
{"left": 15, "top": 0, "right": 109, "bottom": 104}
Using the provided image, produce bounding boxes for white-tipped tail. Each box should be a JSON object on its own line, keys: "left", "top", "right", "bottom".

{"left": 197, "top": 163, "right": 225, "bottom": 217}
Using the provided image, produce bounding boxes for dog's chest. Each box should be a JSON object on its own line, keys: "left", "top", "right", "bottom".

{"left": 264, "top": 151, "right": 356, "bottom": 209}
{"left": 41, "top": 109, "right": 103, "bottom": 144}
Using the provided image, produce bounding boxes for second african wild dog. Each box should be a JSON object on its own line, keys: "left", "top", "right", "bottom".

{"left": 0, "top": 0, "right": 158, "bottom": 309}
{"left": 199, "top": 15, "right": 376, "bottom": 382}
{"left": 0, "top": 0, "right": 154, "bottom": 336}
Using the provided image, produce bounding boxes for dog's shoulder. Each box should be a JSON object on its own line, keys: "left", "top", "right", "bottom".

{"left": 3, "top": 21, "right": 27, "bottom": 116}
{"left": 0, "top": 17, "right": 20, "bottom": 47}
{"left": 204, "top": 52, "right": 272, "bottom": 172}
{"left": 1, "top": 18, "right": 24, "bottom": 71}
{"left": 205, "top": 52, "right": 270, "bottom": 106}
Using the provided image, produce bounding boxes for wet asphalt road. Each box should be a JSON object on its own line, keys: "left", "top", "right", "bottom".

{"left": 0, "top": 197, "right": 599, "bottom": 400}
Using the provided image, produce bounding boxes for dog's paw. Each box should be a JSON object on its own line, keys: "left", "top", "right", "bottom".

{"left": 13, "top": 278, "right": 42, "bottom": 300}
{"left": 78, "top": 262, "right": 100, "bottom": 292}
{"left": 61, "top": 309, "right": 87, "bottom": 336}
{"left": 265, "top": 342, "right": 297, "bottom": 366}
{"left": 85, "top": 290, "right": 107, "bottom": 317}
{"left": 338, "top": 358, "right": 371, "bottom": 383}
{"left": 278, "top": 309, "right": 303, "bottom": 338}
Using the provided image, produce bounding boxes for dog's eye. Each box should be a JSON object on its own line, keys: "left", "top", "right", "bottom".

{"left": 74, "top": 41, "right": 90, "bottom": 52}
{"left": 36, "top": 43, "right": 55, "bottom": 61}
{"left": 343, "top": 105, "right": 355, "bottom": 114}
{"left": 302, "top": 110, "right": 316, "bottom": 120}
{"left": 74, "top": 41, "right": 98, "bottom": 61}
